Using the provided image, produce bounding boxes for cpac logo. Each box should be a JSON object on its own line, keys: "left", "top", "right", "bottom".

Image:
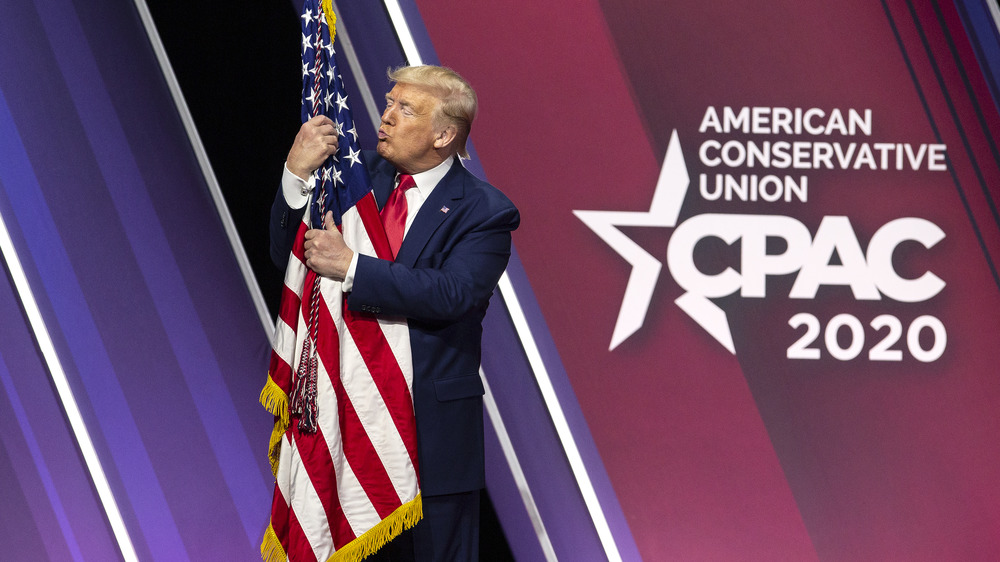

{"left": 574, "top": 131, "right": 945, "bottom": 352}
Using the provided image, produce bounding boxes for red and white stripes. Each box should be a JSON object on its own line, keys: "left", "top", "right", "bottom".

{"left": 261, "top": 194, "right": 421, "bottom": 562}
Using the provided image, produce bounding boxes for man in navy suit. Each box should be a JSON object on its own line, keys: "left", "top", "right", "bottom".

{"left": 270, "top": 65, "right": 519, "bottom": 561}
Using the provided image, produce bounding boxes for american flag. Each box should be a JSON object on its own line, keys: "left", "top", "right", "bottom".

{"left": 260, "top": 2, "right": 421, "bottom": 561}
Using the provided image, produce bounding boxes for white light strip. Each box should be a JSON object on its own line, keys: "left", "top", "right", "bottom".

{"left": 131, "top": 0, "right": 274, "bottom": 337}
{"left": 0, "top": 211, "right": 138, "bottom": 562}
{"left": 382, "top": 0, "right": 424, "bottom": 65}
{"left": 480, "top": 369, "right": 557, "bottom": 561}
{"left": 498, "top": 273, "right": 622, "bottom": 562}
{"left": 331, "top": 0, "right": 382, "bottom": 132}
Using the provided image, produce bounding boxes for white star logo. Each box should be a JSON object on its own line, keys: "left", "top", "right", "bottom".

{"left": 347, "top": 125, "right": 358, "bottom": 142}
{"left": 574, "top": 130, "right": 737, "bottom": 353}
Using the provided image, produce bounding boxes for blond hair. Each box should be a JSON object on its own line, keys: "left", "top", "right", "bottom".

{"left": 388, "top": 65, "right": 477, "bottom": 158}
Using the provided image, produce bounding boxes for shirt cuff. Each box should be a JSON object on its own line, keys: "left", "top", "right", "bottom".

{"left": 341, "top": 252, "right": 359, "bottom": 292}
{"left": 282, "top": 163, "right": 312, "bottom": 209}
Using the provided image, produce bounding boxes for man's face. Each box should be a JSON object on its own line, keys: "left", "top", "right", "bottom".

{"left": 376, "top": 82, "right": 444, "bottom": 174}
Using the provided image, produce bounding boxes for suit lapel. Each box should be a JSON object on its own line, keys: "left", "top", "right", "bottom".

{"left": 395, "top": 161, "right": 466, "bottom": 266}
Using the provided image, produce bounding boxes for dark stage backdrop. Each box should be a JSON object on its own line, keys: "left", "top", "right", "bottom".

{"left": 1, "top": 0, "right": 1000, "bottom": 561}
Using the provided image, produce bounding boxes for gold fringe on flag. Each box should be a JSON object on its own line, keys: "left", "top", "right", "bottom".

{"left": 259, "top": 495, "right": 422, "bottom": 562}
{"left": 259, "top": 374, "right": 290, "bottom": 475}
{"left": 331, "top": 494, "right": 422, "bottom": 562}
{"left": 260, "top": 523, "right": 287, "bottom": 562}
{"left": 259, "top": 374, "right": 290, "bottom": 424}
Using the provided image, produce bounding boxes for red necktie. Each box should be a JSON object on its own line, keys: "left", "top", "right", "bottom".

{"left": 381, "top": 174, "right": 417, "bottom": 259}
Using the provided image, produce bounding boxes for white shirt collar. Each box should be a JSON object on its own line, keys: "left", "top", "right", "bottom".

{"left": 403, "top": 156, "right": 454, "bottom": 199}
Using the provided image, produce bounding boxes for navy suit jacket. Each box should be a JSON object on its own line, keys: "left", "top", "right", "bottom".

{"left": 270, "top": 153, "right": 519, "bottom": 496}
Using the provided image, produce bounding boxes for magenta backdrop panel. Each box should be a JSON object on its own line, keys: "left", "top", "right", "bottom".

{"left": 414, "top": 0, "right": 1000, "bottom": 559}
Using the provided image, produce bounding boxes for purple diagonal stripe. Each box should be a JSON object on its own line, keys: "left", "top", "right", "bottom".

{"left": 0, "top": 351, "right": 82, "bottom": 561}
{"left": 32, "top": 0, "right": 271, "bottom": 550}
{"left": 0, "top": 84, "right": 183, "bottom": 560}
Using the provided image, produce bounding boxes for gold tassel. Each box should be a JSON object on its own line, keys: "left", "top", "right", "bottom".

{"left": 321, "top": 0, "right": 337, "bottom": 41}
